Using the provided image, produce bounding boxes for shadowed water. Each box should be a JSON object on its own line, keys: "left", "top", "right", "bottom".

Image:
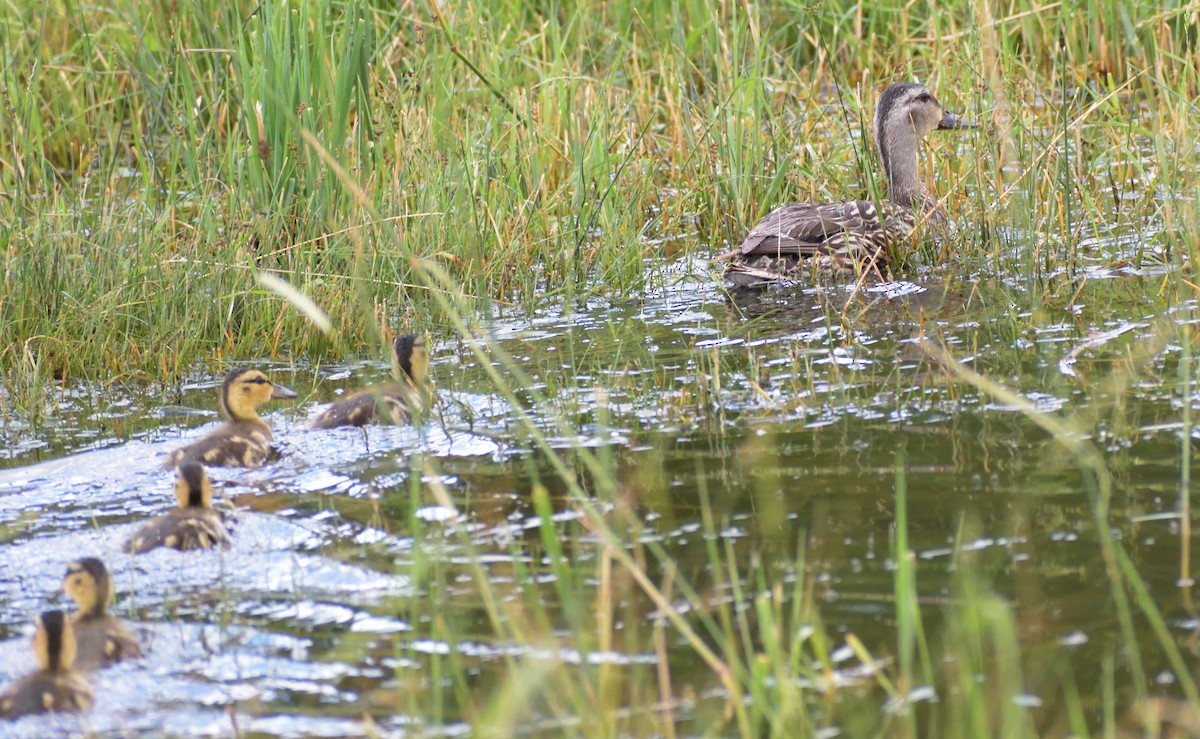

{"left": 0, "top": 248, "right": 1196, "bottom": 733}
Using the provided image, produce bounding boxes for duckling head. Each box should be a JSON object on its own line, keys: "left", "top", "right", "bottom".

{"left": 392, "top": 334, "right": 429, "bottom": 386}
{"left": 33, "top": 610, "right": 77, "bottom": 673}
{"left": 174, "top": 461, "right": 214, "bottom": 509}
{"left": 63, "top": 558, "right": 113, "bottom": 619}
{"left": 219, "top": 368, "right": 298, "bottom": 422}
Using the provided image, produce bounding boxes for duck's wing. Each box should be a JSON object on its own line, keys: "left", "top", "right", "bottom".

{"left": 125, "top": 511, "right": 232, "bottom": 554}
{"left": 166, "top": 514, "right": 232, "bottom": 551}
{"left": 310, "top": 385, "right": 412, "bottom": 429}
{"left": 164, "top": 422, "right": 272, "bottom": 469}
{"left": 73, "top": 617, "right": 143, "bottom": 669}
{"left": 100, "top": 619, "right": 143, "bottom": 663}
{"left": 310, "top": 390, "right": 380, "bottom": 429}
{"left": 0, "top": 673, "right": 92, "bottom": 717}
{"left": 719, "top": 201, "right": 880, "bottom": 260}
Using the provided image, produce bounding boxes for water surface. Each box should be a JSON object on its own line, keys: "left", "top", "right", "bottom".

{"left": 0, "top": 248, "right": 1195, "bottom": 734}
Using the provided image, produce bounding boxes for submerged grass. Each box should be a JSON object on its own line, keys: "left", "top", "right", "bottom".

{"left": 1, "top": 0, "right": 1200, "bottom": 735}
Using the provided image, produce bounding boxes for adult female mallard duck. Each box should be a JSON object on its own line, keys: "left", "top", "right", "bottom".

{"left": 310, "top": 334, "right": 429, "bottom": 429}
{"left": 125, "top": 462, "right": 232, "bottom": 554}
{"left": 164, "top": 367, "right": 297, "bottom": 469}
{"left": 717, "top": 82, "right": 976, "bottom": 287}
{"left": 61, "top": 558, "right": 142, "bottom": 670}
{"left": 0, "top": 611, "right": 93, "bottom": 719}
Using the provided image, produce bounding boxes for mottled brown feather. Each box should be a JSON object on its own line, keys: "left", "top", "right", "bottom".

{"left": 124, "top": 508, "right": 232, "bottom": 554}
{"left": 310, "top": 385, "right": 415, "bottom": 429}
{"left": 0, "top": 672, "right": 93, "bottom": 718}
{"left": 72, "top": 617, "right": 142, "bottom": 671}
{"left": 310, "top": 334, "right": 428, "bottom": 429}
{"left": 167, "top": 422, "right": 273, "bottom": 469}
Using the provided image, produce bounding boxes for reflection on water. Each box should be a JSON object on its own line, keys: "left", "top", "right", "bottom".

{"left": 1, "top": 251, "right": 1197, "bottom": 733}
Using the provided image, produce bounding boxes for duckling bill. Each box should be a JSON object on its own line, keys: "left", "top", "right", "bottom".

{"left": 0, "top": 611, "right": 93, "bottom": 719}
{"left": 126, "top": 462, "right": 232, "bottom": 554}
{"left": 62, "top": 558, "right": 142, "bottom": 670}
{"left": 717, "top": 82, "right": 976, "bottom": 286}
{"left": 164, "top": 367, "right": 296, "bottom": 469}
{"left": 310, "top": 334, "right": 429, "bottom": 429}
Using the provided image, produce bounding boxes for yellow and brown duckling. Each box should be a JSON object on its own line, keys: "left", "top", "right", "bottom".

{"left": 125, "top": 462, "right": 232, "bottom": 554}
{"left": 164, "top": 367, "right": 297, "bottom": 469}
{"left": 61, "top": 558, "right": 142, "bottom": 670}
{"left": 0, "top": 611, "right": 93, "bottom": 719}
{"left": 716, "top": 82, "right": 976, "bottom": 286}
{"left": 310, "top": 334, "right": 430, "bottom": 429}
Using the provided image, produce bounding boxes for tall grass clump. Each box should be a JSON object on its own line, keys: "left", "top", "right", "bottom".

{"left": 0, "top": 0, "right": 1195, "bottom": 382}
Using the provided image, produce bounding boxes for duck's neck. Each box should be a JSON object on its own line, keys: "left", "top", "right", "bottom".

{"left": 78, "top": 590, "right": 108, "bottom": 620}
{"left": 221, "top": 398, "right": 262, "bottom": 425}
{"left": 877, "top": 121, "right": 922, "bottom": 210}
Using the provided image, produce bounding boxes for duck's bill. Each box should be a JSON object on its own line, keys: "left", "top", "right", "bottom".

{"left": 271, "top": 384, "right": 298, "bottom": 400}
{"left": 939, "top": 111, "right": 978, "bottom": 130}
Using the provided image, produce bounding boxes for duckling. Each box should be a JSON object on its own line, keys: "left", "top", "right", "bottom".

{"left": 61, "top": 558, "right": 142, "bottom": 670}
{"left": 717, "top": 82, "right": 976, "bottom": 286}
{"left": 310, "top": 334, "right": 429, "bottom": 429}
{"left": 0, "top": 611, "right": 93, "bottom": 719}
{"left": 164, "top": 367, "right": 297, "bottom": 469}
{"left": 125, "top": 462, "right": 232, "bottom": 554}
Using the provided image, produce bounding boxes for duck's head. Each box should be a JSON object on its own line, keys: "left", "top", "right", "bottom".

{"left": 873, "top": 82, "right": 974, "bottom": 142}
{"left": 62, "top": 557, "right": 113, "bottom": 619}
{"left": 175, "top": 461, "right": 214, "bottom": 509}
{"left": 873, "top": 82, "right": 975, "bottom": 208}
{"left": 392, "top": 334, "right": 429, "bottom": 386}
{"left": 33, "top": 610, "right": 77, "bottom": 672}
{"left": 219, "top": 368, "right": 298, "bottom": 422}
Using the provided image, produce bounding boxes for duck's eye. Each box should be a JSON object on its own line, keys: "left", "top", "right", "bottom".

{"left": 916, "top": 93, "right": 934, "bottom": 103}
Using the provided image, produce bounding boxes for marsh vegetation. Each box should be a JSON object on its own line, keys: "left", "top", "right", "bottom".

{"left": 1, "top": 0, "right": 1200, "bottom": 735}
